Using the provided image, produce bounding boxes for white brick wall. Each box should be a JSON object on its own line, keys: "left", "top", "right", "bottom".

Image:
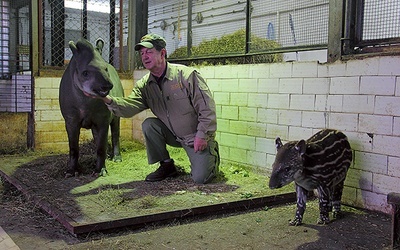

{"left": 330, "top": 76, "right": 360, "bottom": 94}
{"left": 196, "top": 57, "right": 400, "bottom": 214}
{"left": 302, "top": 111, "right": 327, "bottom": 128}
{"left": 375, "top": 96, "right": 400, "bottom": 116}
{"left": 303, "top": 77, "right": 330, "bottom": 94}
{"left": 34, "top": 78, "right": 134, "bottom": 151}
{"left": 360, "top": 76, "right": 396, "bottom": 95}
{"left": 248, "top": 93, "right": 268, "bottom": 108}
{"left": 359, "top": 114, "right": 392, "bottom": 135}
{"left": 33, "top": 56, "right": 400, "bottom": 214}
{"left": 290, "top": 94, "right": 315, "bottom": 111}
{"left": 267, "top": 94, "right": 290, "bottom": 109}
{"left": 279, "top": 78, "right": 303, "bottom": 94}
{"left": 343, "top": 95, "right": 374, "bottom": 114}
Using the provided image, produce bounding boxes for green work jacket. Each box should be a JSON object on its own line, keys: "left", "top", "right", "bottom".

{"left": 107, "top": 63, "right": 217, "bottom": 146}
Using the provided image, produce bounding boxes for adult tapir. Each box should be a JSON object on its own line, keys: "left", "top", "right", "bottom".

{"left": 59, "top": 38, "right": 124, "bottom": 177}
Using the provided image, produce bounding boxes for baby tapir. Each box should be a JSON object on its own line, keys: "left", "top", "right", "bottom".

{"left": 59, "top": 38, "right": 124, "bottom": 177}
{"left": 269, "top": 129, "right": 352, "bottom": 226}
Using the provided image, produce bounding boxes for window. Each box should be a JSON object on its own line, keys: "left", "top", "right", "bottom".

{"left": 343, "top": 0, "right": 400, "bottom": 55}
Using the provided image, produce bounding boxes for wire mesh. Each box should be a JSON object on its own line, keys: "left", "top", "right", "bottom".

{"left": 251, "top": 0, "right": 329, "bottom": 48}
{"left": 362, "top": 0, "right": 400, "bottom": 41}
{"left": 0, "top": 0, "right": 10, "bottom": 79}
{"left": 42, "top": 0, "right": 124, "bottom": 68}
{"left": 152, "top": 0, "right": 329, "bottom": 64}
{"left": 36, "top": 0, "right": 400, "bottom": 69}
{"left": 147, "top": 0, "right": 189, "bottom": 58}
{"left": 0, "top": 0, "right": 32, "bottom": 113}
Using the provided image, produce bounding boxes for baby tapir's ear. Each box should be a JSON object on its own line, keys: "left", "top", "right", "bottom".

{"left": 295, "top": 140, "right": 307, "bottom": 156}
{"left": 275, "top": 137, "right": 283, "bottom": 150}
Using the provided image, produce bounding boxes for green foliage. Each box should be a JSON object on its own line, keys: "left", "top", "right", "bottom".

{"left": 230, "top": 165, "right": 250, "bottom": 177}
{"left": 169, "top": 29, "right": 283, "bottom": 65}
{"left": 240, "top": 192, "right": 254, "bottom": 199}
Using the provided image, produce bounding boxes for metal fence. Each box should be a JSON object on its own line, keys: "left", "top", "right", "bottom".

{"left": 0, "top": 0, "right": 31, "bottom": 113}
{"left": 0, "top": 0, "right": 399, "bottom": 113}
{"left": 149, "top": 0, "right": 330, "bottom": 64}
{"left": 343, "top": 0, "right": 400, "bottom": 54}
{"left": 41, "top": 0, "right": 126, "bottom": 69}
{"left": 0, "top": 0, "right": 10, "bottom": 80}
{"left": 38, "top": 0, "right": 400, "bottom": 71}
{"left": 360, "top": 0, "right": 400, "bottom": 43}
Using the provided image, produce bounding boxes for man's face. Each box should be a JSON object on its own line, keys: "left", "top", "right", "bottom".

{"left": 139, "top": 47, "right": 165, "bottom": 72}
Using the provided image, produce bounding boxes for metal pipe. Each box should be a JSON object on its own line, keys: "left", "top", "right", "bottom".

{"left": 119, "top": 0, "right": 123, "bottom": 71}
{"left": 82, "top": 0, "right": 87, "bottom": 38}
{"left": 245, "top": 0, "right": 251, "bottom": 53}
{"left": 109, "top": 0, "right": 116, "bottom": 65}
{"left": 187, "top": 0, "right": 192, "bottom": 57}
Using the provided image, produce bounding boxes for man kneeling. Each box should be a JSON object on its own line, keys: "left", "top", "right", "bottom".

{"left": 101, "top": 34, "right": 220, "bottom": 184}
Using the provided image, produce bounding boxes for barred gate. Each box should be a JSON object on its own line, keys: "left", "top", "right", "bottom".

{"left": 42, "top": 0, "right": 126, "bottom": 70}
{"left": 0, "top": 0, "right": 32, "bottom": 113}
{"left": 152, "top": 0, "right": 330, "bottom": 63}
{"left": 343, "top": 0, "right": 400, "bottom": 54}
{"left": 1, "top": 0, "right": 399, "bottom": 113}
{"left": 37, "top": 0, "right": 400, "bottom": 70}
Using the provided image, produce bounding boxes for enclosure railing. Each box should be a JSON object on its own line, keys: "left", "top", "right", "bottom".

{"left": 1, "top": 0, "right": 398, "bottom": 118}
{"left": 37, "top": 0, "right": 400, "bottom": 72}
{"left": 0, "top": 0, "right": 32, "bottom": 113}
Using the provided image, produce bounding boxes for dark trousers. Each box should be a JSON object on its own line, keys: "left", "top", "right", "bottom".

{"left": 142, "top": 117, "right": 220, "bottom": 183}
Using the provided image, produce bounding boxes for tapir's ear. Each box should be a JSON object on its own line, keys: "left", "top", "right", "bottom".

{"left": 295, "top": 140, "right": 306, "bottom": 156}
{"left": 69, "top": 41, "right": 77, "bottom": 54}
{"left": 96, "top": 39, "right": 105, "bottom": 52}
{"left": 275, "top": 137, "right": 283, "bottom": 150}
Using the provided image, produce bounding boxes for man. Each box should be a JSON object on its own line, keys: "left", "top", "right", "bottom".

{"left": 101, "top": 33, "right": 220, "bottom": 184}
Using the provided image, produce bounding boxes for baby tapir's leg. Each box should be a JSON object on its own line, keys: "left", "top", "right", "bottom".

{"left": 290, "top": 184, "right": 308, "bottom": 226}
{"left": 317, "top": 186, "right": 332, "bottom": 224}
{"left": 332, "top": 180, "right": 345, "bottom": 219}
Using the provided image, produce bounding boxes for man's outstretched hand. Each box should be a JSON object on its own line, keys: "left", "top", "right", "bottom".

{"left": 102, "top": 96, "right": 113, "bottom": 104}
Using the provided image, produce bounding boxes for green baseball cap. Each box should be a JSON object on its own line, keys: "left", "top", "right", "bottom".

{"left": 134, "top": 33, "right": 166, "bottom": 51}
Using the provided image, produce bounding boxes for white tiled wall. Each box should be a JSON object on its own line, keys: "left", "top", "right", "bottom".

{"left": 181, "top": 56, "right": 399, "bottom": 213}
{"left": 35, "top": 56, "right": 400, "bottom": 214}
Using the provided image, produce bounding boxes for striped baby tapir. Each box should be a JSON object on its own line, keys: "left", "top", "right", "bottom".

{"left": 269, "top": 129, "right": 352, "bottom": 226}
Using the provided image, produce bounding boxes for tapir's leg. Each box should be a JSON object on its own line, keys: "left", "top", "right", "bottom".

{"left": 290, "top": 184, "right": 308, "bottom": 226}
{"left": 91, "top": 125, "right": 109, "bottom": 176}
{"left": 65, "top": 122, "right": 81, "bottom": 177}
{"left": 332, "top": 180, "right": 345, "bottom": 219}
{"left": 316, "top": 185, "right": 331, "bottom": 224}
{"left": 110, "top": 116, "right": 122, "bottom": 162}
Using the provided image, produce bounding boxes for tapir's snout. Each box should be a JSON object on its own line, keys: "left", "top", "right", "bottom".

{"left": 268, "top": 182, "right": 277, "bottom": 189}
{"left": 96, "top": 82, "right": 113, "bottom": 97}
{"left": 268, "top": 178, "right": 282, "bottom": 189}
{"left": 268, "top": 168, "right": 284, "bottom": 189}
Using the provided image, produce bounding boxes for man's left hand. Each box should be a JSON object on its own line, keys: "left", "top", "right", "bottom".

{"left": 194, "top": 137, "right": 208, "bottom": 152}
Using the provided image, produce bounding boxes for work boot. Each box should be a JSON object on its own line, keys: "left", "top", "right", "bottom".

{"left": 145, "top": 160, "right": 178, "bottom": 182}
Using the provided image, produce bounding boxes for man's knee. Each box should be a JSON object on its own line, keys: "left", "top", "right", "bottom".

{"left": 191, "top": 162, "right": 218, "bottom": 184}
{"left": 190, "top": 141, "right": 220, "bottom": 184}
{"left": 141, "top": 117, "right": 158, "bottom": 133}
{"left": 191, "top": 170, "right": 215, "bottom": 184}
